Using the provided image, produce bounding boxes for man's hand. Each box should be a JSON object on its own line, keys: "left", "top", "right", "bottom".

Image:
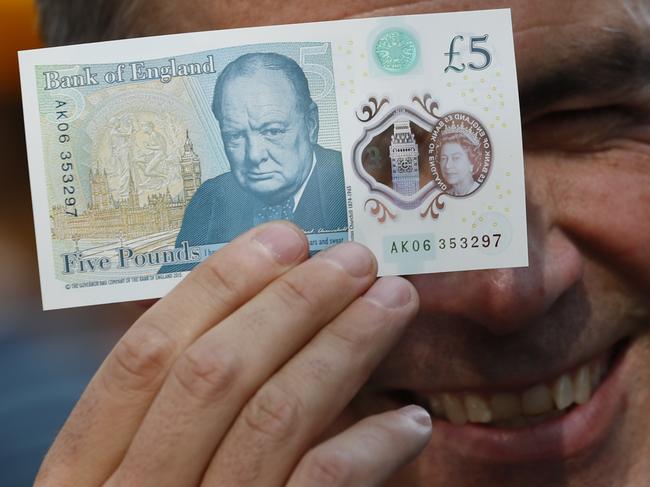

{"left": 35, "top": 222, "right": 431, "bottom": 486}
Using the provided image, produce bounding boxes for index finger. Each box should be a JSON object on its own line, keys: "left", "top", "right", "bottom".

{"left": 36, "top": 222, "right": 308, "bottom": 486}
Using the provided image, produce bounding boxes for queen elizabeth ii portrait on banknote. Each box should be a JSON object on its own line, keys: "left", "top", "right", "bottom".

{"left": 161, "top": 51, "right": 347, "bottom": 272}
{"left": 429, "top": 113, "right": 492, "bottom": 197}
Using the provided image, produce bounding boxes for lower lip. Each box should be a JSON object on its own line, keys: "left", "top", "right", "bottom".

{"left": 247, "top": 172, "right": 276, "bottom": 180}
{"left": 423, "top": 346, "right": 629, "bottom": 464}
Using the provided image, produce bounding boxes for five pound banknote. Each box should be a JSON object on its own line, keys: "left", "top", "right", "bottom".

{"left": 19, "top": 8, "right": 528, "bottom": 309}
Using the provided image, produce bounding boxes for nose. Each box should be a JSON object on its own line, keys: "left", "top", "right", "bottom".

{"left": 409, "top": 179, "right": 584, "bottom": 336}
{"left": 245, "top": 133, "right": 268, "bottom": 167}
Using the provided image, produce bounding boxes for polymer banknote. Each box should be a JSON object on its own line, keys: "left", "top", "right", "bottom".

{"left": 19, "top": 9, "right": 527, "bottom": 309}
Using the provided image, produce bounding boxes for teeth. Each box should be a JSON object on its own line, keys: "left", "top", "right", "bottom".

{"left": 429, "top": 395, "right": 445, "bottom": 417}
{"left": 490, "top": 393, "right": 521, "bottom": 421}
{"left": 574, "top": 365, "right": 592, "bottom": 404}
{"left": 521, "top": 384, "right": 554, "bottom": 416}
{"left": 442, "top": 393, "right": 468, "bottom": 425}
{"left": 464, "top": 394, "right": 492, "bottom": 423}
{"left": 426, "top": 356, "right": 609, "bottom": 427}
{"left": 590, "top": 361, "right": 604, "bottom": 389}
{"left": 552, "top": 374, "right": 574, "bottom": 410}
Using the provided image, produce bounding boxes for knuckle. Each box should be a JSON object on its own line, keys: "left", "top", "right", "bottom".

{"left": 173, "top": 344, "right": 239, "bottom": 402}
{"left": 195, "top": 255, "right": 241, "bottom": 306}
{"left": 327, "top": 296, "right": 404, "bottom": 353}
{"left": 270, "top": 275, "right": 316, "bottom": 310}
{"left": 302, "top": 357, "right": 334, "bottom": 387}
{"left": 107, "top": 321, "right": 176, "bottom": 393}
{"left": 326, "top": 320, "right": 375, "bottom": 352}
{"left": 242, "top": 382, "right": 302, "bottom": 443}
{"left": 299, "top": 449, "right": 353, "bottom": 486}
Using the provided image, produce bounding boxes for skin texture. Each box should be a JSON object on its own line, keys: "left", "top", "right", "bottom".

{"left": 219, "top": 70, "right": 318, "bottom": 202}
{"left": 36, "top": 0, "right": 650, "bottom": 486}
{"left": 440, "top": 142, "right": 475, "bottom": 195}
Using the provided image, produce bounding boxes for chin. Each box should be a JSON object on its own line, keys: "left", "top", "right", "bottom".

{"left": 443, "top": 176, "right": 458, "bottom": 185}
{"left": 246, "top": 180, "right": 286, "bottom": 198}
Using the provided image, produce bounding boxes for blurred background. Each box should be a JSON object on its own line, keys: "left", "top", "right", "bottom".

{"left": 0, "top": 1, "right": 138, "bottom": 484}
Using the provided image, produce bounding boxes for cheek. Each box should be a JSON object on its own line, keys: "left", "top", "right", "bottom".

{"left": 537, "top": 147, "right": 650, "bottom": 291}
{"left": 267, "top": 147, "right": 293, "bottom": 176}
{"left": 274, "top": 135, "right": 307, "bottom": 173}
{"left": 443, "top": 160, "right": 454, "bottom": 173}
{"left": 226, "top": 147, "right": 244, "bottom": 168}
{"left": 231, "top": 161, "right": 244, "bottom": 176}
{"left": 227, "top": 156, "right": 249, "bottom": 186}
{"left": 290, "top": 135, "right": 305, "bottom": 153}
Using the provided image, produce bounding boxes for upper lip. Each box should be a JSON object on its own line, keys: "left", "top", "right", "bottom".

{"left": 378, "top": 339, "right": 627, "bottom": 396}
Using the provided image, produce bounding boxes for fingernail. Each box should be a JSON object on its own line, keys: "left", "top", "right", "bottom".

{"left": 318, "top": 242, "right": 375, "bottom": 277}
{"left": 364, "top": 276, "right": 413, "bottom": 308}
{"left": 254, "top": 224, "right": 306, "bottom": 265}
{"left": 400, "top": 405, "right": 432, "bottom": 428}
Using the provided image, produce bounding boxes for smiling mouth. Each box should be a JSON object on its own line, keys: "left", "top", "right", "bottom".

{"left": 428, "top": 358, "right": 606, "bottom": 427}
{"left": 391, "top": 338, "right": 629, "bottom": 429}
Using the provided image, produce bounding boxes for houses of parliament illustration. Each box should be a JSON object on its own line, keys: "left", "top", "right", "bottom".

{"left": 51, "top": 131, "right": 202, "bottom": 240}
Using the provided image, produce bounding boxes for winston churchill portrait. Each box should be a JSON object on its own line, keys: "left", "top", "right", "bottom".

{"left": 161, "top": 52, "right": 347, "bottom": 272}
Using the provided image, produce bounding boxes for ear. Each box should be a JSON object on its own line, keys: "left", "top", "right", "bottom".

{"left": 306, "top": 102, "right": 319, "bottom": 145}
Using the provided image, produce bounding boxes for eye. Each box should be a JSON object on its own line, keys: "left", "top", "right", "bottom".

{"left": 523, "top": 106, "right": 646, "bottom": 152}
{"left": 223, "top": 132, "right": 244, "bottom": 145}
{"left": 262, "top": 127, "right": 286, "bottom": 137}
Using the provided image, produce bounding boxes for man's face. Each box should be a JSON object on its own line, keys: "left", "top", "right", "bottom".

{"left": 155, "top": 0, "right": 650, "bottom": 485}
{"left": 218, "top": 69, "right": 318, "bottom": 202}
